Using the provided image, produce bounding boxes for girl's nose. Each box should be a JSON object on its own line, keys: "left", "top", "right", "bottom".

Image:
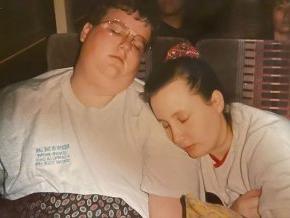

{"left": 171, "top": 127, "right": 186, "bottom": 147}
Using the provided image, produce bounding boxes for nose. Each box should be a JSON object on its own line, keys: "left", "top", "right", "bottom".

{"left": 119, "top": 34, "right": 134, "bottom": 52}
{"left": 171, "top": 126, "right": 186, "bottom": 147}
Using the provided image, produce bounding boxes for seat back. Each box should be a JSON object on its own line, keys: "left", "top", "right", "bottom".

{"left": 196, "top": 39, "right": 290, "bottom": 118}
{"left": 46, "top": 33, "right": 81, "bottom": 71}
{"left": 196, "top": 39, "right": 242, "bottom": 102}
{"left": 241, "top": 40, "right": 290, "bottom": 118}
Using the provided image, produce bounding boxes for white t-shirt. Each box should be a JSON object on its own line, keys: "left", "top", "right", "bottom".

{"left": 0, "top": 68, "right": 199, "bottom": 218}
{"left": 200, "top": 103, "right": 290, "bottom": 218}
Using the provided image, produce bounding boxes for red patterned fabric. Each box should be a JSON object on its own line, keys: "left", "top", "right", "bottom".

{"left": 165, "top": 42, "right": 200, "bottom": 61}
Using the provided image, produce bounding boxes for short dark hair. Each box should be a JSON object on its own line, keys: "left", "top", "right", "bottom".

{"left": 87, "top": 0, "right": 156, "bottom": 26}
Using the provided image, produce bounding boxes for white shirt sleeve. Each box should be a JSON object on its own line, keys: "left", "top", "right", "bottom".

{"left": 0, "top": 86, "right": 22, "bottom": 197}
{"left": 140, "top": 104, "right": 201, "bottom": 198}
{"left": 0, "top": 162, "right": 4, "bottom": 195}
{"left": 0, "top": 89, "right": 8, "bottom": 196}
{"left": 262, "top": 209, "right": 290, "bottom": 218}
{"left": 248, "top": 119, "right": 290, "bottom": 217}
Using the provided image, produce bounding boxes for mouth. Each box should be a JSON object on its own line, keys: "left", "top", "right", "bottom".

{"left": 109, "top": 55, "right": 124, "bottom": 65}
{"left": 183, "top": 145, "right": 193, "bottom": 153}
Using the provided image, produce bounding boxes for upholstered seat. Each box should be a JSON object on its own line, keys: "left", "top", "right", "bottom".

{"left": 197, "top": 39, "right": 290, "bottom": 118}
{"left": 46, "top": 33, "right": 81, "bottom": 71}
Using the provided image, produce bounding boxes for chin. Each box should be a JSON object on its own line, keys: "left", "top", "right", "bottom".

{"left": 184, "top": 145, "right": 207, "bottom": 159}
{"left": 187, "top": 150, "right": 205, "bottom": 159}
{"left": 104, "top": 67, "right": 122, "bottom": 79}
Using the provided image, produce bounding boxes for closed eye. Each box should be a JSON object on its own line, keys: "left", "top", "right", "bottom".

{"left": 173, "top": 111, "right": 189, "bottom": 124}
{"left": 178, "top": 114, "right": 189, "bottom": 123}
{"left": 109, "top": 28, "right": 122, "bottom": 35}
{"left": 107, "top": 22, "right": 124, "bottom": 35}
{"left": 133, "top": 44, "right": 142, "bottom": 52}
{"left": 132, "top": 37, "right": 145, "bottom": 53}
{"left": 179, "top": 118, "right": 188, "bottom": 123}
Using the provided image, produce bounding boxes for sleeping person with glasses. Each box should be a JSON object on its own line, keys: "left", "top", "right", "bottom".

{"left": 101, "top": 19, "right": 148, "bottom": 55}
{"left": 0, "top": 0, "right": 198, "bottom": 217}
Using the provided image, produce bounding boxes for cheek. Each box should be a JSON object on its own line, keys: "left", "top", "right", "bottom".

{"left": 82, "top": 36, "right": 107, "bottom": 60}
{"left": 127, "top": 55, "right": 141, "bottom": 69}
{"left": 193, "top": 110, "right": 220, "bottom": 142}
{"left": 91, "top": 32, "right": 117, "bottom": 52}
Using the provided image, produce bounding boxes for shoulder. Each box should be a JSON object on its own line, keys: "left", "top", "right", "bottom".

{"left": 231, "top": 103, "right": 290, "bottom": 175}
{"left": 231, "top": 103, "right": 290, "bottom": 161}
{"left": 0, "top": 68, "right": 72, "bottom": 122}
{"left": 125, "top": 79, "right": 166, "bottom": 136}
{"left": 125, "top": 79, "right": 149, "bottom": 116}
{"left": 230, "top": 103, "right": 289, "bottom": 135}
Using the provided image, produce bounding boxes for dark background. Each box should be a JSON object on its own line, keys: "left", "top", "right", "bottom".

{"left": 0, "top": 0, "right": 276, "bottom": 88}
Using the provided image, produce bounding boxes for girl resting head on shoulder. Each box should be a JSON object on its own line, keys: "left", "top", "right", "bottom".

{"left": 145, "top": 43, "right": 233, "bottom": 161}
{"left": 144, "top": 42, "right": 290, "bottom": 218}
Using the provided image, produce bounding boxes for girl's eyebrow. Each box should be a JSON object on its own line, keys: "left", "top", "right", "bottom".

{"left": 172, "top": 111, "right": 183, "bottom": 118}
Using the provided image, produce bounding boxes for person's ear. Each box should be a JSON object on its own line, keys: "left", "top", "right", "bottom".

{"left": 210, "top": 90, "right": 224, "bottom": 114}
{"left": 80, "top": 23, "right": 94, "bottom": 42}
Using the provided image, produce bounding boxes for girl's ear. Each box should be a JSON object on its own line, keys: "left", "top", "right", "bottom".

{"left": 210, "top": 90, "right": 225, "bottom": 113}
{"left": 80, "top": 23, "right": 94, "bottom": 42}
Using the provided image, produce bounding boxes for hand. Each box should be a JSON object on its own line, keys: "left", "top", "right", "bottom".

{"left": 230, "top": 189, "right": 261, "bottom": 218}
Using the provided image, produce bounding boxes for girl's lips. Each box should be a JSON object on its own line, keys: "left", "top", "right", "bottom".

{"left": 183, "top": 145, "right": 193, "bottom": 153}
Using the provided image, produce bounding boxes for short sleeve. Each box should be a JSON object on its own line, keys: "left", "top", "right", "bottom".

{"left": 0, "top": 86, "right": 23, "bottom": 197}
{"left": 140, "top": 105, "right": 201, "bottom": 198}
{"left": 0, "top": 89, "right": 8, "bottom": 196}
{"left": 0, "top": 162, "right": 4, "bottom": 195}
{"left": 248, "top": 119, "right": 290, "bottom": 217}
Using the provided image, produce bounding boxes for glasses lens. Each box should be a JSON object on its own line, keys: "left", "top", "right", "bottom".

{"left": 132, "top": 37, "right": 146, "bottom": 54}
{"left": 108, "top": 20, "right": 127, "bottom": 35}
{"left": 103, "top": 19, "right": 148, "bottom": 55}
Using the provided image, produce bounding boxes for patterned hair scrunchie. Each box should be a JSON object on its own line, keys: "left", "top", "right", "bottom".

{"left": 165, "top": 42, "right": 200, "bottom": 61}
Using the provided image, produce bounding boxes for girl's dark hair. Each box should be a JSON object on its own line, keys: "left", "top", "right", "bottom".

{"left": 144, "top": 57, "right": 231, "bottom": 121}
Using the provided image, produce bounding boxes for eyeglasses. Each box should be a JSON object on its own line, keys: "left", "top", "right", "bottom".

{"left": 100, "top": 19, "right": 148, "bottom": 55}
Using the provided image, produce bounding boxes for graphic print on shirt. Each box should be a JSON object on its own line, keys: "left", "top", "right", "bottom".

{"left": 35, "top": 144, "right": 70, "bottom": 167}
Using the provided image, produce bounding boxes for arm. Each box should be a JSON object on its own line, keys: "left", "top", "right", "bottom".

{"left": 149, "top": 194, "right": 182, "bottom": 218}
{"left": 0, "top": 162, "right": 4, "bottom": 195}
{"left": 230, "top": 189, "right": 261, "bottom": 218}
{"left": 247, "top": 120, "right": 290, "bottom": 218}
{"left": 139, "top": 105, "right": 201, "bottom": 216}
